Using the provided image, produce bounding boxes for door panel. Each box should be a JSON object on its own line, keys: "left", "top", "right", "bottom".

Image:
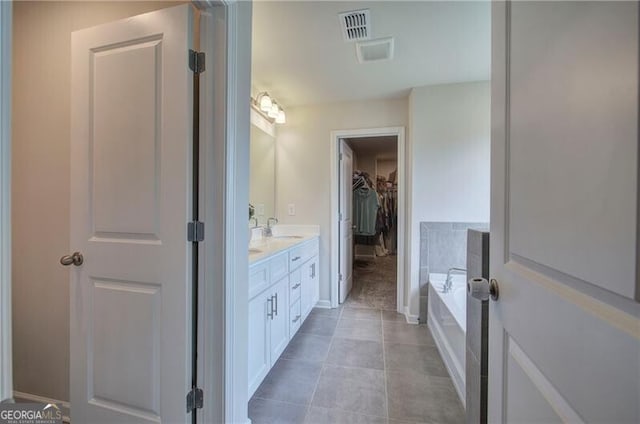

{"left": 248, "top": 294, "right": 269, "bottom": 397}
{"left": 339, "top": 142, "right": 354, "bottom": 303}
{"left": 91, "top": 280, "right": 161, "bottom": 415}
{"left": 508, "top": 1, "right": 638, "bottom": 300}
{"left": 490, "top": 2, "right": 640, "bottom": 423}
{"left": 300, "top": 260, "right": 312, "bottom": 320}
{"left": 301, "top": 258, "right": 318, "bottom": 319}
{"left": 92, "top": 38, "right": 161, "bottom": 238}
{"left": 270, "top": 277, "right": 290, "bottom": 362}
{"left": 70, "top": 5, "right": 193, "bottom": 423}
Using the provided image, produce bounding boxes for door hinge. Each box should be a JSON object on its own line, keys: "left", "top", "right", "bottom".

{"left": 339, "top": 212, "right": 343, "bottom": 220}
{"left": 339, "top": 274, "right": 343, "bottom": 281}
{"left": 187, "top": 221, "right": 205, "bottom": 242}
{"left": 339, "top": 153, "right": 343, "bottom": 160}
{"left": 186, "top": 387, "right": 204, "bottom": 412}
{"left": 189, "top": 49, "right": 206, "bottom": 74}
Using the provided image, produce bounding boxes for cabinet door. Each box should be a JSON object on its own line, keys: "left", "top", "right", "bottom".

{"left": 248, "top": 294, "right": 270, "bottom": 397}
{"left": 311, "top": 257, "right": 319, "bottom": 306}
{"left": 300, "top": 260, "right": 313, "bottom": 321}
{"left": 289, "top": 299, "right": 302, "bottom": 338}
{"left": 301, "top": 257, "right": 319, "bottom": 320}
{"left": 269, "top": 277, "right": 290, "bottom": 364}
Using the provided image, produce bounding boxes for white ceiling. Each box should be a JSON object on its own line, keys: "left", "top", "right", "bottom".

{"left": 252, "top": 1, "right": 491, "bottom": 108}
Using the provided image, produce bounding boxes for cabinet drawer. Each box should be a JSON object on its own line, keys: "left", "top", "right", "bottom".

{"left": 289, "top": 239, "right": 319, "bottom": 271}
{"left": 289, "top": 246, "right": 304, "bottom": 270}
{"left": 270, "top": 251, "right": 289, "bottom": 282}
{"left": 289, "top": 299, "right": 302, "bottom": 337}
{"left": 249, "top": 262, "right": 269, "bottom": 299}
{"left": 289, "top": 269, "right": 302, "bottom": 303}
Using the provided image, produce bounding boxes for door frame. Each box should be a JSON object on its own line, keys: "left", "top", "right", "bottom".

{"left": 0, "top": 1, "right": 252, "bottom": 424}
{"left": 329, "top": 127, "right": 406, "bottom": 315}
{"left": 0, "top": 0, "right": 12, "bottom": 404}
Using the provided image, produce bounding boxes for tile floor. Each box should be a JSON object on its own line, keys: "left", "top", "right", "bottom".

{"left": 249, "top": 304, "right": 465, "bottom": 423}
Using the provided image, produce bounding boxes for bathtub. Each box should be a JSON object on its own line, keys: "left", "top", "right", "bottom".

{"left": 427, "top": 272, "right": 466, "bottom": 406}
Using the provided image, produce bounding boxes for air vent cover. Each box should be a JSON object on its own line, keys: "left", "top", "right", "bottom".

{"left": 356, "top": 37, "right": 394, "bottom": 63}
{"left": 339, "top": 9, "right": 371, "bottom": 42}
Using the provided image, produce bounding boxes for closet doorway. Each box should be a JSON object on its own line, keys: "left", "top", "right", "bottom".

{"left": 330, "top": 127, "right": 406, "bottom": 315}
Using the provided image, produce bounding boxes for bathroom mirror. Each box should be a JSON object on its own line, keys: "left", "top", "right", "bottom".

{"left": 249, "top": 115, "right": 276, "bottom": 224}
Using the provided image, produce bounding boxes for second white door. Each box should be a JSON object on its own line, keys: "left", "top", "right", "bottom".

{"left": 489, "top": 2, "right": 640, "bottom": 422}
{"left": 70, "top": 5, "right": 194, "bottom": 423}
{"left": 339, "top": 141, "right": 354, "bottom": 303}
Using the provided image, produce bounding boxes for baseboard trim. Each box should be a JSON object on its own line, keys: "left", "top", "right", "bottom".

{"left": 403, "top": 306, "right": 419, "bottom": 324}
{"left": 13, "top": 390, "right": 70, "bottom": 422}
{"left": 315, "top": 300, "right": 332, "bottom": 309}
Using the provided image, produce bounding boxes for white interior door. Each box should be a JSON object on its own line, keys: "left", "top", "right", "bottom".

{"left": 70, "top": 5, "right": 193, "bottom": 423}
{"left": 490, "top": 2, "right": 640, "bottom": 423}
{"left": 339, "top": 141, "right": 354, "bottom": 303}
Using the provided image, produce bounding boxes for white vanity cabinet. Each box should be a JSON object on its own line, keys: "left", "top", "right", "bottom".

{"left": 247, "top": 236, "right": 320, "bottom": 397}
{"left": 248, "top": 273, "right": 289, "bottom": 397}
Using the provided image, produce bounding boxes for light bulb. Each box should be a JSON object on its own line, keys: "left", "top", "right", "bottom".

{"left": 268, "top": 103, "right": 279, "bottom": 119}
{"left": 276, "top": 109, "right": 286, "bottom": 124}
{"left": 259, "top": 93, "right": 272, "bottom": 112}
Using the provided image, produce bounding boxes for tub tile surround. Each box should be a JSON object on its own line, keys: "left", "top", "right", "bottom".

{"left": 248, "top": 304, "right": 464, "bottom": 424}
{"left": 419, "top": 222, "right": 488, "bottom": 280}
{"left": 419, "top": 222, "right": 488, "bottom": 323}
{"left": 422, "top": 222, "right": 488, "bottom": 418}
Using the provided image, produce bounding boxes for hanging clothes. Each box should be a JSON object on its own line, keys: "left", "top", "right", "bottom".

{"left": 353, "top": 187, "right": 379, "bottom": 236}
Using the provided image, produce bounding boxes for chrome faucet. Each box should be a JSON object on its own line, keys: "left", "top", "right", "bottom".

{"left": 264, "top": 217, "right": 278, "bottom": 237}
{"left": 443, "top": 267, "right": 466, "bottom": 292}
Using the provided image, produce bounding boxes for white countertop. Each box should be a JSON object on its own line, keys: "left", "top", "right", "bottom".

{"left": 249, "top": 234, "right": 318, "bottom": 265}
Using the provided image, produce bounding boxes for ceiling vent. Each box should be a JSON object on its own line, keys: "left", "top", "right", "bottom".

{"left": 356, "top": 37, "right": 394, "bottom": 63}
{"left": 339, "top": 9, "right": 371, "bottom": 42}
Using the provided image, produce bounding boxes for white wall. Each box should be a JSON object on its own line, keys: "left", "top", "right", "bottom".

{"left": 276, "top": 98, "right": 408, "bottom": 303}
{"left": 11, "top": 0, "right": 184, "bottom": 403}
{"left": 407, "top": 81, "right": 491, "bottom": 315}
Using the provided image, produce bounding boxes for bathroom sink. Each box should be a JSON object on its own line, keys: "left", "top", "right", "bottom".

{"left": 271, "top": 235, "right": 304, "bottom": 240}
{"left": 248, "top": 248, "right": 263, "bottom": 254}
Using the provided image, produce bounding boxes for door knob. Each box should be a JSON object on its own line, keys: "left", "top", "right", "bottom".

{"left": 468, "top": 278, "right": 499, "bottom": 301}
{"left": 60, "top": 252, "right": 83, "bottom": 266}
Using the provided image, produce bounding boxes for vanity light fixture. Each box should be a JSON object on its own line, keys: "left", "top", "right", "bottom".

{"left": 251, "top": 93, "right": 287, "bottom": 125}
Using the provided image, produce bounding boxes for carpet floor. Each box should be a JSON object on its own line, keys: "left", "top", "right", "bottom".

{"left": 344, "top": 254, "right": 397, "bottom": 311}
